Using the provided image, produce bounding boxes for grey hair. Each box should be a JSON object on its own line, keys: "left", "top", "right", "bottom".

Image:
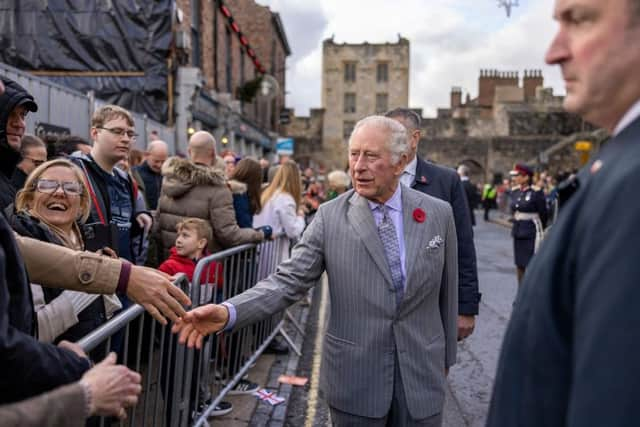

{"left": 384, "top": 108, "right": 421, "bottom": 130}
{"left": 349, "top": 115, "right": 408, "bottom": 165}
{"left": 327, "top": 169, "right": 351, "bottom": 189}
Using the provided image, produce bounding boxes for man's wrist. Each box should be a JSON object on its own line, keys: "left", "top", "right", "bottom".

{"left": 79, "top": 379, "right": 94, "bottom": 417}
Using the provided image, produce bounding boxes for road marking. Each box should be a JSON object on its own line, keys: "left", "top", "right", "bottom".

{"left": 305, "top": 276, "right": 328, "bottom": 427}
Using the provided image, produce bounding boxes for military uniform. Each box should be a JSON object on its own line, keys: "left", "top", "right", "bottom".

{"left": 510, "top": 185, "right": 547, "bottom": 268}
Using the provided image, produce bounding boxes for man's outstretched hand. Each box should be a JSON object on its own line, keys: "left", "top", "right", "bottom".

{"left": 127, "top": 266, "right": 192, "bottom": 325}
{"left": 171, "top": 304, "right": 230, "bottom": 349}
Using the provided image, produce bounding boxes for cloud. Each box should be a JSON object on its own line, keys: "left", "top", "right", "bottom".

{"left": 259, "top": 0, "right": 565, "bottom": 117}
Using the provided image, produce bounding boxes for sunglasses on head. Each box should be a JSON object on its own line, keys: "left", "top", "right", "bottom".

{"left": 35, "top": 179, "right": 83, "bottom": 196}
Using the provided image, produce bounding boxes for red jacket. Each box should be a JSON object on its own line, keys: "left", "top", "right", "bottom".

{"left": 158, "top": 247, "right": 224, "bottom": 288}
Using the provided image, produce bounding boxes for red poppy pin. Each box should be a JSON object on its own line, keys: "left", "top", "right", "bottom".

{"left": 413, "top": 208, "right": 426, "bottom": 223}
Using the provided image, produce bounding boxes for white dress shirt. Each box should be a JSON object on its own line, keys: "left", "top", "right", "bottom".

{"left": 613, "top": 99, "right": 640, "bottom": 136}
{"left": 400, "top": 156, "right": 418, "bottom": 188}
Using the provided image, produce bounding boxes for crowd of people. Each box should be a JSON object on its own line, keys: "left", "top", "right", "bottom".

{"left": 3, "top": 0, "right": 640, "bottom": 425}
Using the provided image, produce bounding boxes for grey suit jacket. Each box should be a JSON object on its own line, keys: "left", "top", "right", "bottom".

{"left": 228, "top": 185, "right": 458, "bottom": 419}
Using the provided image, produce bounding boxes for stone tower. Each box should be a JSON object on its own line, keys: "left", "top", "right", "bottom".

{"left": 321, "top": 36, "right": 410, "bottom": 169}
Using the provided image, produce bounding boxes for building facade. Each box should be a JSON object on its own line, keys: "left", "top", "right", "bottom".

{"left": 319, "top": 36, "right": 410, "bottom": 169}
{"left": 174, "top": 0, "right": 291, "bottom": 155}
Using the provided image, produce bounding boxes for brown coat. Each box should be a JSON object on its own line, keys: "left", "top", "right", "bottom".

{"left": 17, "top": 234, "right": 120, "bottom": 294}
{"left": 156, "top": 157, "right": 263, "bottom": 259}
{"left": 0, "top": 382, "right": 86, "bottom": 427}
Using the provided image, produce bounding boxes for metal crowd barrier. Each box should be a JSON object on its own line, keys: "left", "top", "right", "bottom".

{"left": 76, "top": 275, "right": 191, "bottom": 427}
{"left": 186, "top": 235, "right": 299, "bottom": 427}
{"left": 75, "top": 235, "right": 302, "bottom": 427}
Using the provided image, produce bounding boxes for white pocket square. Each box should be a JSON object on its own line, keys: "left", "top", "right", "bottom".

{"left": 427, "top": 235, "right": 444, "bottom": 250}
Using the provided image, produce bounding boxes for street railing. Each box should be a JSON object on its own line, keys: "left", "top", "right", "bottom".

{"left": 187, "top": 235, "right": 298, "bottom": 427}
{"left": 75, "top": 235, "right": 302, "bottom": 427}
{"left": 77, "top": 275, "right": 191, "bottom": 427}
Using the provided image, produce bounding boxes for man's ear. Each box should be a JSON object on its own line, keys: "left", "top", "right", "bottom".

{"left": 89, "top": 127, "right": 98, "bottom": 143}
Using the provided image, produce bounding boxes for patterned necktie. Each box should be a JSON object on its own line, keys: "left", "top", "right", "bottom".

{"left": 377, "top": 205, "right": 404, "bottom": 306}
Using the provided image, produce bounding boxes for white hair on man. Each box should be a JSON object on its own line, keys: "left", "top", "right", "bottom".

{"left": 349, "top": 116, "right": 409, "bottom": 165}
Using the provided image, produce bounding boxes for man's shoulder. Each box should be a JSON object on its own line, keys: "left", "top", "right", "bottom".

{"left": 418, "top": 158, "right": 459, "bottom": 182}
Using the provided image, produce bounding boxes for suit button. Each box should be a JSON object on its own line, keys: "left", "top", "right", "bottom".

{"left": 80, "top": 272, "right": 91, "bottom": 282}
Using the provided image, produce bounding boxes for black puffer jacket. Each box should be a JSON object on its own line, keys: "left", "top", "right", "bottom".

{"left": 0, "top": 77, "right": 38, "bottom": 212}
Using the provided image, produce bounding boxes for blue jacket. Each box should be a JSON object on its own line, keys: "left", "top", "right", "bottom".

{"left": 411, "top": 157, "right": 481, "bottom": 315}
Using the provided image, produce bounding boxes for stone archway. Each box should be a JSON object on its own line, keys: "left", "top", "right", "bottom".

{"left": 459, "top": 158, "right": 485, "bottom": 185}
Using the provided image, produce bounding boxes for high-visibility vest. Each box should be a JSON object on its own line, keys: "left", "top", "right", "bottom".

{"left": 482, "top": 184, "right": 497, "bottom": 200}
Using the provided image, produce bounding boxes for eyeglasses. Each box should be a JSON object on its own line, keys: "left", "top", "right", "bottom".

{"left": 97, "top": 126, "right": 138, "bottom": 139}
{"left": 35, "top": 179, "right": 83, "bottom": 196}
{"left": 24, "top": 157, "right": 45, "bottom": 167}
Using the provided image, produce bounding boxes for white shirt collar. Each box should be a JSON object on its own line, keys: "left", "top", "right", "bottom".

{"left": 367, "top": 183, "right": 403, "bottom": 213}
{"left": 613, "top": 99, "right": 640, "bottom": 136}
{"left": 404, "top": 156, "right": 418, "bottom": 178}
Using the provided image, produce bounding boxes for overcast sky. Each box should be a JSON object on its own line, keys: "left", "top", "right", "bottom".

{"left": 256, "top": 0, "right": 565, "bottom": 118}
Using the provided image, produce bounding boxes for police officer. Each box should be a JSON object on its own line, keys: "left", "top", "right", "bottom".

{"left": 509, "top": 163, "right": 547, "bottom": 284}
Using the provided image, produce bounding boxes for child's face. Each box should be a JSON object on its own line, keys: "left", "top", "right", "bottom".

{"left": 175, "top": 227, "right": 206, "bottom": 259}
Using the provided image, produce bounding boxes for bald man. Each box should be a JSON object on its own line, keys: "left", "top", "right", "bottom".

{"left": 155, "top": 131, "right": 266, "bottom": 259}
{"left": 133, "top": 140, "right": 169, "bottom": 209}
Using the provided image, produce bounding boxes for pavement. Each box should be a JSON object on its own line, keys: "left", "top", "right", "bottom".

{"left": 203, "top": 211, "right": 517, "bottom": 426}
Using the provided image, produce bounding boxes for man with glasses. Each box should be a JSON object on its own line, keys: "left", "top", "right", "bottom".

{"left": 71, "top": 104, "right": 152, "bottom": 267}
{"left": 11, "top": 134, "right": 47, "bottom": 189}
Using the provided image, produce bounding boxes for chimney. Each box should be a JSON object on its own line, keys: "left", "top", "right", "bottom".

{"left": 523, "top": 69, "right": 544, "bottom": 101}
{"left": 478, "top": 69, "right": 497, "bottom": 107}
{"left": 450, "top": 87, "right": 462, "bottom": 108}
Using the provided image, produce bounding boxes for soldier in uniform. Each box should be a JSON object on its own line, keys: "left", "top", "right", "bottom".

{"left": 508, "top": 163, "right": 547, "bottom": 284}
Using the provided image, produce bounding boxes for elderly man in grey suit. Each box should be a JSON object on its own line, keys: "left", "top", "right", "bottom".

{"left": 173, "top": 115, "right": 458, "bottom": 426}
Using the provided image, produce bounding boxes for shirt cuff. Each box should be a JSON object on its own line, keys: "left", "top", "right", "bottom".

{"left": 221, "top": 302, "right": 236, "bottom": 332}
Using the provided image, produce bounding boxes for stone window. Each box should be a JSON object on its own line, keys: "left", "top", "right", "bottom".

{"left": 344, "top": 62, "right": 357, "bottom": 82}
{"left": 376, "top": 93, "right": 389, "bottom": 114}
{"left": 344, "top": 93, "right": 356, "bottom": 114}
{"left": 343, "top": 121, "right": 355, "bottom": 140}
{"left": 377, "top": 63, "right": 389, "bottom": 83}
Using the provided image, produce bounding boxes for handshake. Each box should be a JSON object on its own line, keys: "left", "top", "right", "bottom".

{"left": 171, "top": 304, "right": 231, "bottom": 349}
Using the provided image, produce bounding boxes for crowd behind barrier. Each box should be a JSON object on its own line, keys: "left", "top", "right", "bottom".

{"left": 74, "top": 235, "right": 298, "bottom": 427}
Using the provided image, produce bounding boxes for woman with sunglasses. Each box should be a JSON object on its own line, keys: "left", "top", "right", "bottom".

{"left": 7, "top": 159, "right": 120, "bottom": 343}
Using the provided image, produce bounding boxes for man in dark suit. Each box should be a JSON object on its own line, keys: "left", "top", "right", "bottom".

{"left": 488, "top": 0, "right": 640, "bottom": 425}
{"left": 386, "top": 108, "right": 480, "bottom": 340}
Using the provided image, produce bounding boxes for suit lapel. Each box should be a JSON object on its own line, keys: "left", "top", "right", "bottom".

{"left": 347, "top": 192, "right": 393, "bottom": 286}
{"left": 411, "top": 157, "right": 431, "bottom": 189}
{"left": 401, "top": 186, "right": 427, "bottom": 289}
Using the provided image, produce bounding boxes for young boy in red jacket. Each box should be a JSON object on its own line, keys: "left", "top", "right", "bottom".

{"left": 158, "top": 218, "right": 237, "bottom": 417}
{"left": 158, "top": 218, "right": 223, "bottom": 304}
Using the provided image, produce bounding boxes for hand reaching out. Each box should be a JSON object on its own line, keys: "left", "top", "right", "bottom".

{"left": 171, "top": 304, "right": 230, "bottom": 349}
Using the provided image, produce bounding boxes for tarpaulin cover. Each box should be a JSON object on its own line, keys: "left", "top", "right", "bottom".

{"left": 0, "top": 0, "right": 173, "bottom": 122}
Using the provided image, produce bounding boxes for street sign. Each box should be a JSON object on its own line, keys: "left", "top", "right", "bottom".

{"left": 276, "top": 137, "right": 294, "bottom": 155}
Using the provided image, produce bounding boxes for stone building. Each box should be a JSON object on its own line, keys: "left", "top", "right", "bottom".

{"left": 174, "top": 0, "right": 290, "bottom": 155}
{"left": 319, "top": 36, "right": 410, "bottom": 168}
{"left": 420, "top": 69, "right": 603, "bottom": 182}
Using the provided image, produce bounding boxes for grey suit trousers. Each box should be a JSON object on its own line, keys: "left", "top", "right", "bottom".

{"left": 329, "top": 352, "right": 443, "bottom": 427}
